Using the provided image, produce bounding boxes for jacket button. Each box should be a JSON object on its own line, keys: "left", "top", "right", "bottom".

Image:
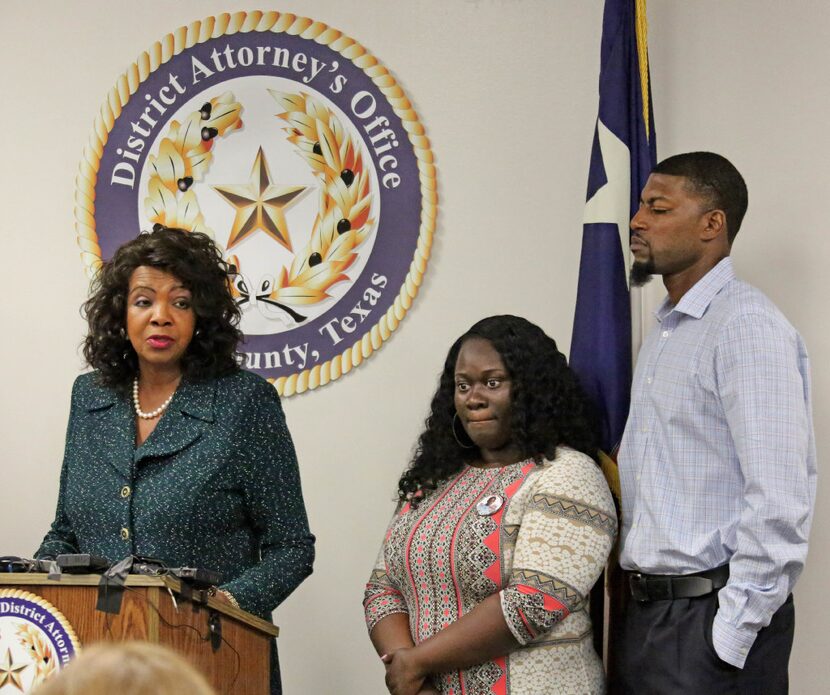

{"left": 120, "top": 486, "right": 131, "bottom": 498}
{"left": 120, "top": 527, "right": 130, "bottom": 540}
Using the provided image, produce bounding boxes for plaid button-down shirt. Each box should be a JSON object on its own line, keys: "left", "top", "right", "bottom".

{"left": 619, "top": 257, "right": 816, "bottom": 668}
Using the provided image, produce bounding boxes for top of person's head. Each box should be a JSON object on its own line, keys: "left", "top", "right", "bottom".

{"left": 397, "top": 314, "right": 598, "bottom": 502}
{"left": 82, "top": 227, "right": 243, "bottom": 389}
{"left": 31, "top": 642, "right": 216, "bottom": 695}
{"left": 652, "top": 151, "right": 748, "bottom": 245}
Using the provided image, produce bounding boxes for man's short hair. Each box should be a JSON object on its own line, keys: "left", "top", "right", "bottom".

{"left": 653, "top": 152, "right": 748, "bottom": 244}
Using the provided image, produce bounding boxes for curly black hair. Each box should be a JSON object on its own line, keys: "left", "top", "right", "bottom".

{"left": 397, "top": 315, "right": 599, "bottom": 502}
{"left": 82, "top": 227, "right": 243, "bottom": 389}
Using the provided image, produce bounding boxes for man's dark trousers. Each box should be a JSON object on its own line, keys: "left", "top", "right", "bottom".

{"left": 615, "top": 593, "right": 795, "bottom": 694}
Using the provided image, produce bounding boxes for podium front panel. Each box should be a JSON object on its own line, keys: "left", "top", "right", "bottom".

{"left": 0, "top": 575, "right": 274, "bottom": 695}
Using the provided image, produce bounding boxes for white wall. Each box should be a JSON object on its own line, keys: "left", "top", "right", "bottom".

{"left": 1, "top": 1, "right": 826, "bottom": 692}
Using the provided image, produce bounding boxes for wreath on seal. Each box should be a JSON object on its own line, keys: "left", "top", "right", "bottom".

{"left": 143, "top": 89, "right": 375, "bottom": 324}
{"left": 16, "top": 623, "right": 58, "bottom": 686}
{"left": 143, "top": 91, "right": 243, "bottom": 237}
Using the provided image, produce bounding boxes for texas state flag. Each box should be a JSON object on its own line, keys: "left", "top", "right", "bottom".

{"left": 570, "top": 0, "right": 657, "bottom": 485}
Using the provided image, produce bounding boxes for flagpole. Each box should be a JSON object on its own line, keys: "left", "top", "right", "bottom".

{"left": 569, "top": 0, "right": 657, "bottom": 687}
{"left": 630, "top": 286, "right": 645, "bottom": 358}
{"left": 632, "top": 0, "right": 651, "bottom": 363}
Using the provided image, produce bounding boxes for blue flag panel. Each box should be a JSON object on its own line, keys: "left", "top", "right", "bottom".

{"left": 570, "top": 0, "right": 657, "bottom": 454}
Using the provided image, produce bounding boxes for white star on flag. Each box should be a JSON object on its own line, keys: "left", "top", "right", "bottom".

{"left": 582, "top": 118, "right": 632, "bottom": 285}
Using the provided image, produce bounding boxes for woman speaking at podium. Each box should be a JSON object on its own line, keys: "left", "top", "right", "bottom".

{"left": 36, "top": 227, "right": 314, "bottom": 694}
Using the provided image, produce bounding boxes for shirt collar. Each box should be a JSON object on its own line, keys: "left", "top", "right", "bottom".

{"left": 654, "top": 257, "right": 736, "bottom": 322}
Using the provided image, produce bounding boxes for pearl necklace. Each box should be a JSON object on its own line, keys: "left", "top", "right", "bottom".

{"left": 132, "top": 378, "right": 176, "bottom": 420}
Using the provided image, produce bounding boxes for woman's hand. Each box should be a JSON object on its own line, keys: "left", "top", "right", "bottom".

{"left": 212, "top": 590, "right": 233, "bottom": 606}
{"left": 381, "top": 647, "right": 426, "bottom": 695}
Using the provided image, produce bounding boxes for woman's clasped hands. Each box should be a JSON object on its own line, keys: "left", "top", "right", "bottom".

{"left": 380, "top": 648, "right": 438, "bottom": 695}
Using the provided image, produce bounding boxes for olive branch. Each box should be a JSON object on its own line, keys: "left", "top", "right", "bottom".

{"left": 143, "top": 92, "right": 243, "bottom": 239}
{"left": 16, "top": 623, "right": 57, "bottom": 685}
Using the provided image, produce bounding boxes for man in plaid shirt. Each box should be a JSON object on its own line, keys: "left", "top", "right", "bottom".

{"left": 616, "top": 152, "right": 816, "bottom": 694}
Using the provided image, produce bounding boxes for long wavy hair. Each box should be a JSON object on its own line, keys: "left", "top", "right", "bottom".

{"left": 397, "top": 315, "right": 599, "bottom": 502}
{"left": 82, "top": 227, "right": 242, "bottom": 389}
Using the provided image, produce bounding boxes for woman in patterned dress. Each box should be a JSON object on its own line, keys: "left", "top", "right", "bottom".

{"left": 364, "top": 315, "right": 616, "bottom": 695}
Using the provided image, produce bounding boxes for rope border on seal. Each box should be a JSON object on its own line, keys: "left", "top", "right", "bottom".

{"left": 0, "top": 587, "right": 82, "bottom": 676}
{"left": 74, "top": 10, "right": 437, "bottom": 396}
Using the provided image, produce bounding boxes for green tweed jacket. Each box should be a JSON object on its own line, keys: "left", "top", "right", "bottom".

{"left": 37, "top": 369, "right": 315, "bottom": 620}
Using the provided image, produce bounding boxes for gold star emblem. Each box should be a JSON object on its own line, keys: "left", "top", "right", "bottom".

{"left": 0, "top": 647, "right": 29, "bottom": 691}
{"left": 213, "top": 147, "right": 309, "bottom": 252}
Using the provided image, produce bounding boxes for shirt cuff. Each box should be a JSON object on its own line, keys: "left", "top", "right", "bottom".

{"left": 364, "top": 586, "right": 409, "bottom": 633}
{"left": 712, "top": 611, "right": 758, "bottom": 668}
{"left": 499, "top": 590, "right": 530, "bottom": 645}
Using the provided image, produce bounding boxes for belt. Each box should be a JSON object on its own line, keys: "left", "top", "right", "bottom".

{"left": 628, "top": 564, "right": 729, "bottom": 602}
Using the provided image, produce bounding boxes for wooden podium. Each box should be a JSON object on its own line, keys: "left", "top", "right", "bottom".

{"left": 0, "top": 574, "right": 278, "bottom": 694}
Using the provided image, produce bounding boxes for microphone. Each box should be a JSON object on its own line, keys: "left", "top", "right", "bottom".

{"left": 56, "top": 553, "right": 111, "bottom": 574}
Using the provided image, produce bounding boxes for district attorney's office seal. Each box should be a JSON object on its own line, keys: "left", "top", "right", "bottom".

{"left": 0, "top": 589, "right": 80, "bottom": 691}
{"left": 75, "top": 11, "right": 437, "bottom": 396}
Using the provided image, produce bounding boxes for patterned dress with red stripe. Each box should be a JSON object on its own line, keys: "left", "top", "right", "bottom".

{"left": 364, "top": 447, "right": 617, "bottom": 694}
